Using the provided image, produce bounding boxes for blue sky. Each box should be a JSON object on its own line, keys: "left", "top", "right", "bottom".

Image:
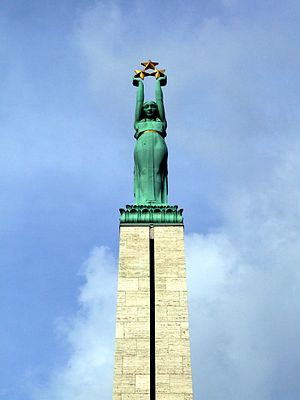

{"left": 1, "top": 0, "right": 300, "bottom": 399}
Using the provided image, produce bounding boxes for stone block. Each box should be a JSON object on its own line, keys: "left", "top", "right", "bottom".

{"left": 168, "top": 338, "right": 191, "bottom": 356}
{"left": 123, "top": 355, "right": 149, "bottom": 374}
{"left": 117, "top": 307, "right": 137, "bottom": 322}
{"left": 124, "top": 321, "right": 150, "bottom": 339}
{"left": 113, "top": 374, "right": 135, "bottom": 393}
{"left": 136, "top": 339, "right": 150, "bottom": 356}
{"left": 155, "top": 338, "right": 169, "bottom": 355}
{"left": 115, "top": 339, "right": 137, "bottom": 356}
{"left": 113, "top": 354, "right": 122, "bottom": 372}
{"left": 155, "top": 278, "right": 167, "bottom": 290}
{"left": 118, "top": 277, "right": 139, "bottom": 291}
{"left": 179, "top": 291, "right": 188, "bottom": 307}
{"left": 125, "top": 291, "right": 149, "bottom": 307}
{"left": 156, "top": 394, "right": 184, "bottom": 400}
{"left": 156, "top": 373, "right": 170, "bottom": 393}
{"left": 180, "top": 322, "right": 190, "bottom": 339}
{"left": 135, "top": 374, "right": 150, "bottom": 393}
{"left": 167, "top": 306, "right": 188, "bottom": 322}
{"left": 138, "top": 278, "right": 150, "bottom": 290}
{"left": 156, "top": 305, "right": 168, "bottom": 320}
{"left": 115, "top": 323, "right": 124, "bottom": 339}
{"left": 122, "top": 395, "right": 149, "bottom": 400}
{"left": 182, "top": 355, "right": 192, "bottom": 375}
{"left": 117, "top": 291, "right": 126, "bottom": 306}
{"left": 137, "top": 306, "right": 149, "bottom": 321}
{"left": 156, "top": 355, "right": 183, "bottom": 374}
{"left": 156, "top": 321, "right": 181, "bottom": 339}
{"left": 166, "top": 277, "right": 187, "bottom": 291}
{"left": 156, "top": 290, "right": 180, "bottom": 307}
{"left": 169, "top": 374, "right": 193, "bottom": 394}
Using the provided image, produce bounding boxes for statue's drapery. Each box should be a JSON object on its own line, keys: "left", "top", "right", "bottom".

{"left": 134, "top": 131, "right": 168, "bottom": 204}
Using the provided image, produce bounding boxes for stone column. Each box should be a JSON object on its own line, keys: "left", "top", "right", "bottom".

{"left": 112, "top": 224, "right": 193, "bottom": 400}
{"left": 113, "top": 226, "right": 150, "bottom": 400}
{"left": 155, "top": 226, "right": 193, "bottom": 400}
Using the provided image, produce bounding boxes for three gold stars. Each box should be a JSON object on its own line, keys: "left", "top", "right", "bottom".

{"left": 134, "top": 59, "right": 166, "bottom": 80}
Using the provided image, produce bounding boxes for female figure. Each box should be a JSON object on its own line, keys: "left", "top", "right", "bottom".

{"left": 133, "top": 76, "right": 168, "bottom": 205}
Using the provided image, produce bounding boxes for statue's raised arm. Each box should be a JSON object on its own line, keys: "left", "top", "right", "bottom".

{"left": 155, "top": 76, "right": 167, "bottom": 130}
{"left": 133, "top": 78, "right": 144, "bottom": 131}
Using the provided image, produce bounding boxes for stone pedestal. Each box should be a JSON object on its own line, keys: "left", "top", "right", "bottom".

{"left": 113, "top": 224, "right": 193, "bottom": 400}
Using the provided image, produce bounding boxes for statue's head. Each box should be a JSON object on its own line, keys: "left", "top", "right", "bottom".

{"left": 142, "top": 101, "right": 158, "bottom": 119}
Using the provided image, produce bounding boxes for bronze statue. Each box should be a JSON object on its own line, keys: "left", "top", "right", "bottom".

{"left": 133, "top": 60, "right": 168, "bottom": 205}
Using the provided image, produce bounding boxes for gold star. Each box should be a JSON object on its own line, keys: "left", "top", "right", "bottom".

{"left": 134, "top": 69, "right": 146, "bottom": 79}
{"left": 141, "top": 59, "right": 159, "bottom": 70}
{"left": 154, "top": 68, "right": 165, "bottom": 79}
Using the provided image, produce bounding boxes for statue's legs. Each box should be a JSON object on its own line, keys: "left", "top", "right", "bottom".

{"left": 134, "top": 132, "right": 168, "bottom": 204}
{"left": 153, "top": 138, "right": 168, "bottom": 203}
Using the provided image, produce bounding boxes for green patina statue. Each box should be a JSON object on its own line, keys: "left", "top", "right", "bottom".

{"left": 133, "top": 61, "right": 168, "bottom": 205}
{"left": 119, "top": 60, "right": 183, "bottom": 224}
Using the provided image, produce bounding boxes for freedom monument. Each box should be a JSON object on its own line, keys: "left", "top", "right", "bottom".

{"left": 113, "top": 61, "right": 193, "bottom": 400}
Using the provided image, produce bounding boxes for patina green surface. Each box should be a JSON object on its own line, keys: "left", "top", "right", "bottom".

{"left": 119, "top": 61, "right": 183, "bottom": 224}
{"left": 133, "top": 75, "right": 168, "bottom": 205}
{"left": 120, "top": 205, "right": 183, "bottom": 224}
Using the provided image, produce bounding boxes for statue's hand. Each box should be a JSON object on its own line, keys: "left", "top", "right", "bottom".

{"left": 133, "top": 77, "right": 144, "bottom": 87}
{"left": 157, "top": 75, "right": 167, "bottom": 87}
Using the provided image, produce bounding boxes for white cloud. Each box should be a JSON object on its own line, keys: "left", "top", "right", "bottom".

{"left": 185, "top": 143, "right": 300, "bottom": 399}
{"left": 32, "top": 247, "right": 117, "bottom": 400}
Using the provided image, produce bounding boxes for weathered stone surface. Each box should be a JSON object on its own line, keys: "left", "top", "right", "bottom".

{"left": 113, "top": 227, "right": 150, "bottom": 399}
{"left": 113, "top": 225, "right": 193, "bottom": 399}
{"left": 118, "top": 277, "right": 139, "bottom": 291}
{"left": 155, "top": 226, "right": 193, "bottom": 398}
{"left": 169, "top": 374, "right": 193, "bottom": 394}
{"left": 122, "top": 395, "right": 149, "bottom": 400}
{"left": 115, "top": 339, "right": 137, "bottom": 356}
{"left": 156, "top": 356, "right": 183, "bottom": 374}
{"left": 156, "top": 374, "right": 170, "bottom": 393}
{"left": 136, "top": 339, "right": 150, "bottom": 357}
{"left": 156, "top": 394, "right": 185, "bottom": 400}
{"left": 135, "top": 374, "right": 150, "bottom": 393}
{"left": 123, "top": 355, "right": 150, "bottom": 374}
{"left": 126, "top": 291, "right": 149, "bottom": 307}
{"left": 113, "top": 374, "right": 135, "bottom": 393}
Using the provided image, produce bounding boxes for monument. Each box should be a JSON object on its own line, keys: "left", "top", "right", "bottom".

{"left": 113, "top": 61, "right": 193, "bottom": 400}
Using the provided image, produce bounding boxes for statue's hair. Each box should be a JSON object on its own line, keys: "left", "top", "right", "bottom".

{"left": 143, "top": 100, "right": 157, "bottom": 107}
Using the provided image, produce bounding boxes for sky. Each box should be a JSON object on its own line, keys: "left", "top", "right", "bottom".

{"left": 1, "top": 0, "right": 300, "bottom": 399}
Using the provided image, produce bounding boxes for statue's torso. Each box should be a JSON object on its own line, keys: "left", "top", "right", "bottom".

{"left": 135, "top": 119, "right": 166, "bottom": 139}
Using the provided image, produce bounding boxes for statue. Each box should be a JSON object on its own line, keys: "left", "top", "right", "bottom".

{"left": 133, "top": 60, "right": 168, "bottom": 205}
{"left": 119, "top": 61, "right": 183, "bottom": 223}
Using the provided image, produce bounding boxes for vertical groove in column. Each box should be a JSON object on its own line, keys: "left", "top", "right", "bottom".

{"left": 149, "top": 226, "right": 155, "bottom": 400}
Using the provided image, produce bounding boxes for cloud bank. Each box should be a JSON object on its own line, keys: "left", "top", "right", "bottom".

{"left": 32, "top": 247, "right": 117, "bottom": 400}
{"left": 186, "top": 211, "right": 300, "bottom": 399}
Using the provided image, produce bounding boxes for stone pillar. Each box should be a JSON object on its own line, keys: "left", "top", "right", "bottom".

{"left": 113, "top": 224, "right": 193, "bottom": 400}
{"left": 113, "top": 226, "right": 150, "bottom": 400}
{"left": 154, "top": 226, "right": 193, "bottom": 400}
